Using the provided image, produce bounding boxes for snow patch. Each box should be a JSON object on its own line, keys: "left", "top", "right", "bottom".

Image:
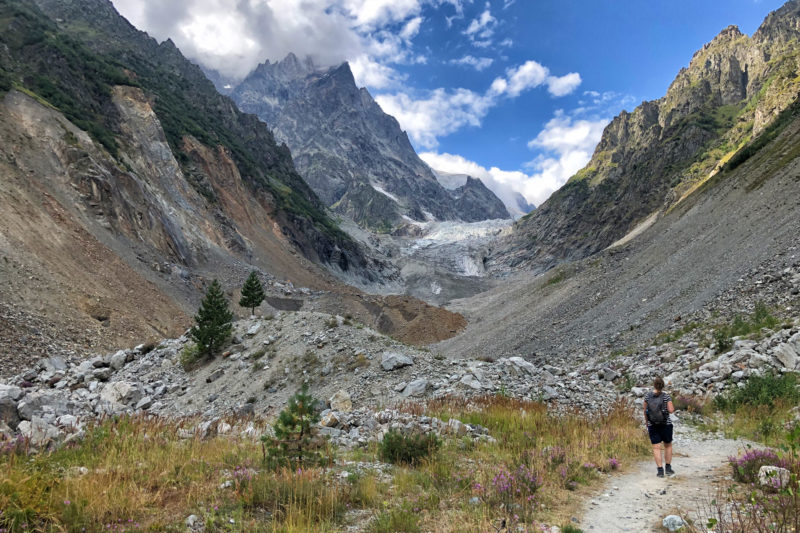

{"left": 371, "top": 184, "right": 400, "bottom": 203}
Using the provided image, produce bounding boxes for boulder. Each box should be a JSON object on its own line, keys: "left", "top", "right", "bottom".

{"left": 774, "top": 343, "right": 799, "bottom": 369}
{"left": 320, "top": 412, "right": 340, "bottom": 428}
{"left": 329, "top": 390, "right": 352, "bottom": 412}
{"left": 39, "top": 357, "right": 67, "bottom": 374}
{"left": 206, "top": 368, "right": 225, "bottom": 383}
{"left": 507, "top": 357, "right": 537, "bottom": 375}
{"left": 18, "top": 416, "right": 62, "bottom": 448}
{"left": 402, "top": 379, "right": 429, "bottom": 397}
{"left": 100, "top": 381, "right": 142, "bottom": 406}
{"left": 447, "top": 418, "right": 468, "bottom": 436}
{"left": 109, "top": 350, "right": 128, "bottom": 371}
{"left": 17, "top": 391, "right": 70, "bottom": 421}
{"left": 759, "top": 465, "right": 791, "bottom": 489}
{"left": 381, "top": 352, "right": 414, "bottom": 371}
{"left": 662, "top": 515, "right": 686, "bottom": 532}
{"left": 0, "top": 397, "right": 20, "bottom": 429}
{"left": 460, "top": 374, "right": 483, "bottom": 390}
{"left": 0, "top": 384, "right": 23, "bottom": 401}
{"left": 92, "top": 367, "right": 113, "bottom": 381}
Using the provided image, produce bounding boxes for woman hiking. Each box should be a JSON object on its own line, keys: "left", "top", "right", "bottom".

{"left": 644, "top": 376, "right": 675, "bottom": 478}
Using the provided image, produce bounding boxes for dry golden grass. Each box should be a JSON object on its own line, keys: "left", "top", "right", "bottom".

{"left": 0, "top": 397, "right": 649, "bottom": 532}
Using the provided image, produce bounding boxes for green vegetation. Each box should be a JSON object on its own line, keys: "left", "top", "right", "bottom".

{"left": 654, "top": 321, "right": 701, "bottom": 345}
{"left": 378, "top": 431, "right": 441, "bottom": 465}
{"left": 178, "top": 342, "right": 203, "bottom": 371}
{"left": 190, "top": 279, "right": 234, "bottom": 357}
{"left": 713, "top": 302, "right": 780, "bottom": 351}
{"left": 714, "top": 372, "right": 800, "bottom": 412}
{"left": 261, "top": 384, "right": 327, "bottom": 468}
{"left": 0, "top": 395, "right": 648, "bottom": 531}
{"left": 239, "top": 271, "right": 265, "bottom": 316}
{"left": 723, "top": 96, "right": 800, "bottom": 172}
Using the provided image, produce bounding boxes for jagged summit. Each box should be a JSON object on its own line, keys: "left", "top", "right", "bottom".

{"left": 228, "top": 53, "right": 509, "bottom": 229}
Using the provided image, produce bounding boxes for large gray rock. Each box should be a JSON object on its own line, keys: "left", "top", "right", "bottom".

{"left": 507, "top": 356, "right": 537, "bottom": 375}
{"left": 18, "top": 416, "right": 62, "bottom": 448}
{"left": 662, "top": 515, "right": 686, "bottom": 531}
{"left": 17, "top": 391, "right": 70, "bottom": 421}
{"left": 759, "top": 465, "right": 791, "bottom": 488}
{"left": 402, "top": 379, "right": 429, "bottom": 397}
{"left": 460, "top": 374, "right": 483, "bottom": 390}
{"left": 381, "top": 352, "right": 414, "bottom": 371}
{"left": 329, "top": 390, "right": 352, "bottom": 412}
{"left": 0, "top": 397, "right": 20, "bottom": 429}
{"left": 775, "top": 342, "right": 799, "bottom": 369}
{"left": 0, "top": 384, "right": 23, "bottom": 401}
{"left": 100, "top": 382, "right": 142, "bottom": 406}
{"left": 109, "top": 350, "right": 128, "bottom": 371}
{"left": 39, "top": 357, "right": 67, "bottom": 373}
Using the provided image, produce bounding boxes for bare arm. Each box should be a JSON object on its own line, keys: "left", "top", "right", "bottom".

{"left": 667, "top": 400, "right": 675, "bottom": 414}
{"left": 643, "top": 400, "right": 649, "bottom": 425}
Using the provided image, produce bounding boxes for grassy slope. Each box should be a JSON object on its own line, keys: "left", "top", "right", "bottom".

{"left": 0, "top": 398, "right": 648, "bottom": 532}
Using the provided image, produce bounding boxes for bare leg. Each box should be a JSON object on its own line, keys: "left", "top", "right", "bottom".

{"left": 664, "top": 443, "right": 673, "bottom": 465}
{"left": 652, "top": 444, "right": 663, "bottom": 467}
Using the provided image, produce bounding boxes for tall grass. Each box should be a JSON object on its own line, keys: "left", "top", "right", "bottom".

{"left": 0, "top": 397, "right": 649, "bottom": 531}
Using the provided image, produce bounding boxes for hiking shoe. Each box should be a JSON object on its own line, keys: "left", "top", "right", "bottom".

{"left": 657, "top": 469, "right": 665, "bottom": 478}
{"left": 665, "top": 465, "right": 675, "bottom": 476}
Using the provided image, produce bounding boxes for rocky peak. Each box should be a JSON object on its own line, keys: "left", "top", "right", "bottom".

{"left": 229, "top": 55, "right": 509, "bottom": 228}
{"left": 754, "top": 0, "right": 800, "bottom": 45}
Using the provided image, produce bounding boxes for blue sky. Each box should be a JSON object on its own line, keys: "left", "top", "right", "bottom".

{"left": 111, "top": 0, "right": 786, "bottom": 211}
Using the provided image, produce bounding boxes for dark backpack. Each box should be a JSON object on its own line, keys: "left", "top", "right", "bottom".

{"left": 647, "top": 393, "right": 666, "bottom": 425}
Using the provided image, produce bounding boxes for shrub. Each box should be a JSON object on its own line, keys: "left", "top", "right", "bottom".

{"left": 368, "top": 508, "right": 420, "bottom": 533}
{"left": 714, "top": 373, "right": 800, "bottom": 412}
{"left": 379, "top": 431, "right": 440, "bottom": 465}
{"left": 728, "top": 448, "right": 789, "bottom": 483}
{"left": 179, "top": 343, "right": 202, "bottom": 371}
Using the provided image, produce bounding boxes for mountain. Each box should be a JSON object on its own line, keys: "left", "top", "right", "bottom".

{"left": 433, "top": 169, "right": 534, "bottom": 218}
{"left": 226, "top": 55, "right": 509, "bottom": 229}
{"left": 0, "top": 0, "right": 470, "bottom": 361}
{"left": 491, "top": 2, "right": 800, "bottom": 272}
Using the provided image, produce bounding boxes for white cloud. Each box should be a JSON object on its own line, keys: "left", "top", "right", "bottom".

{"left": 546, "top": 72, "right": 582, "bottom": 97}
{"left": 375, "top": 89, "right": 494, "bottom": 148}
{"left": 350, "top": 55, "right": 407, "bottom": 88}
{"left": 449, "top": 55, "right": 494, "bottom": 71}
{"left": 490, "top": 61, "right": 582, "bottom": 98}
{"left": 420, "top": 151, "right": 536, "bottom": 215}
{"left": 464, "top": 3, "right": 497, "bottom": 46}
{"left": 380, "top": 58, "right": 583, "bottom": 148}
{"left": 419, "top": 111, "right": 609, "bottom": 209}
{"left": 110, "top": 0, "right": 460, "bottom": 82}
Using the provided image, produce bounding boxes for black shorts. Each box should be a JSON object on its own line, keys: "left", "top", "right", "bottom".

{"left": 648, "top": 424, "right": 673, "bottom": 444}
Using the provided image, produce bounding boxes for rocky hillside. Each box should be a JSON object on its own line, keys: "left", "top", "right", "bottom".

{"left": 439, "top": 96, "right": 800, "bottom": 363}
{"left": 434, "top": 169, "right": 535, "bottom": 218}
{"left": 492, "top": 0, "right": 800, "bottom": 272}
{"left": 0, "top": 0, "right": 479, "bottom": 365}
{"left": 226, "top": 54, "right": 509, "bottom": 229}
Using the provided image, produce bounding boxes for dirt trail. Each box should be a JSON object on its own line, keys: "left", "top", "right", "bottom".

{"left": 580, "top": 417, "right": 752, "bottom": 532}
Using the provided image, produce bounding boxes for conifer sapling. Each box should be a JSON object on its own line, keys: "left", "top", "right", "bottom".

{"left": 190, "top": 279, "right": 233, "bottom": 356}
{"left": 239, "top": 270, "right": 265, "bottom": 316}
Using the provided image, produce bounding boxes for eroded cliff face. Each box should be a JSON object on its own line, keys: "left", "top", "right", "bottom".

{"left": 228, "top": 55, "right": 509, "bottom": 229}
{"left": 493, "top": 2, "right": 800, "bottom": 273}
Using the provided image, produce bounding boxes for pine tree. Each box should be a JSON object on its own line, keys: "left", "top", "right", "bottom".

{"left": 239, "top": 270, "right": 265, "bottom": 315}
{"left": 190, "top": 279, "right": 233, "bottom": 356}
{"left": 262, "top": 384, "right": 324, "bottom": 467}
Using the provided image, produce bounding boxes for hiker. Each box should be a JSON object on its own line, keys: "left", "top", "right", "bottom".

{"left": 644, "top": 376, "right": 675, "bottom": 478}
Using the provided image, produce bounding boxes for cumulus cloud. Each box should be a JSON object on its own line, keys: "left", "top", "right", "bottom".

{"left": 110, "top": 0, "right": 459, "bottom": 81}
{"left": 375, "top": 89, "right": 494, "bottom": 148}
{"left": 449, "top": 55, "right": 494, "bottom": 71}
{"left": 489, "top": 61, "right": 582, "bottom": 98}
{"left": 419, "top": 111, "right": 609, "bottom": 209}
{"left": 383, "top": 59, "right": 582, "bottom": 148}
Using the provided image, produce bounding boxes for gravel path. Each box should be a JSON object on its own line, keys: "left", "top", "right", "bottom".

{"left": 580, "top": 418, "right": 752, "bottom": 532}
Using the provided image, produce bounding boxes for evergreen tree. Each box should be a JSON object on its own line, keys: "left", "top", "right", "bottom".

{"left": 190, "top": 279, "right": 233, "bottom": 356}
{"left": 262, "top": 384, "right": 325, "bottom": 467}
{"left": 239, "top": 270, "right": 265, "bottom": 315}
